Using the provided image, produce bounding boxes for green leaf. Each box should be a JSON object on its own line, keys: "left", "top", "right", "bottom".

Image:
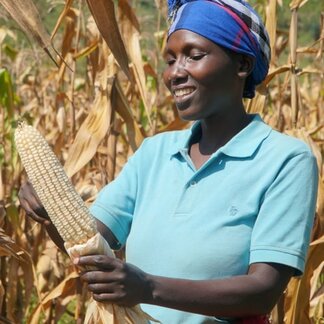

{"left": 139, "top": 99, "right": 148, "bottom": 129}
{"left": 0, "top": 68, "right": 14, "bottom": 118}
{"left": 2, "top": 43, "right": 18, "bottom": 61}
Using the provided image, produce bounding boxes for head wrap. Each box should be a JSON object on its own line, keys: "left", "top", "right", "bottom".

{"left": 167, "top": 0, "right": 270, "bottom": 98}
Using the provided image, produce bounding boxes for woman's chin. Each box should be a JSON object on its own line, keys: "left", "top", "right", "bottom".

{"left": 177, "top": 109, "right": 201, "bottom": 122}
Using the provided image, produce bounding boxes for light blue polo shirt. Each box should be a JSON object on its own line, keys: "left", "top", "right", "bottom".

{"left": 90, "top": 114, "right": 318, "bottom": 324}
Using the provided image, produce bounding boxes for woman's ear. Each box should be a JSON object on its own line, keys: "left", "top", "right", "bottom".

{"left": 237, "top": 55, "right": 255, "bottom": 79}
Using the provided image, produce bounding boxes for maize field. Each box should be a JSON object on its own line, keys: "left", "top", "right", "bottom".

{"left": 0, "top": 0, "right": 323, "bottom": 323}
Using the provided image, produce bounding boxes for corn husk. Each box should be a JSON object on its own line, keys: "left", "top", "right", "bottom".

{"left": 66, "top": 233, "right": 158, "bottom": 324}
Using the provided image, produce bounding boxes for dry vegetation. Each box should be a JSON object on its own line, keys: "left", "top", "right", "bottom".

{"left": 0, "top": 0, "right": 323, "bottom": 323}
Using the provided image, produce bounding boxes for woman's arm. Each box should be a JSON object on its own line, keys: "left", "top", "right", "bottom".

{"left": 76, "top": 255, "right": 294, "bottom": 317}
{"left": 146, "top": 262, "right": 293, "bottom": 316}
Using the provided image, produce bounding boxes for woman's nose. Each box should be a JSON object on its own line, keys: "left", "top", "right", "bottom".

{"left": 169, "top": 59, "right": 187, "bottom": 82}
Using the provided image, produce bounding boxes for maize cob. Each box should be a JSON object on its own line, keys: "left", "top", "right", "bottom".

{"left": 15, "top": 121, "right": 157, "bottom": 324}
{"left": 14, "top": 121, "right": 97, "bottom": 245}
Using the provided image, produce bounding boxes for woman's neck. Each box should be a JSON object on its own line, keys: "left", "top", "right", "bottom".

{"left": 196, "top": 110, "right": 251, "bottom": 155}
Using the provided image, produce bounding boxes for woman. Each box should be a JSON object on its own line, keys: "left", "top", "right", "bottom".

{"left": 19, "top": 0, "right": 318, "bottom": 323}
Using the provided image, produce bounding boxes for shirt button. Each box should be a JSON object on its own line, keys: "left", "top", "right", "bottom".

{"left": 190, "top": 181, "right": 197, "bottom": 186}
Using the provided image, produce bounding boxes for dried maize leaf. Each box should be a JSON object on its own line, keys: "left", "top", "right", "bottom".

{"left": 0, "top": 228, "right": 27, "bottom": 260}
{"left": 28, "top": 271, "right": 79, "bottom": 324}
{"left": 0, "top": 0, "right": 58, "bottom": 66}
{"left": 289, "top": 0, "right": 308, "bottom": 10}
{"left": 64, "top": 43, "right": 114, "bottom": 178}
{"left": 265, "top": 0, "right": 277, "bottom": 64}
{"left": 64, "top": 80, "right": 112, "bottom": 178}
{"left": 119, "top": 0, "right": 152, "bottom": 126}
{"left": 51, "top": 0, "right": 74, "bottom": 40}
{"left": 112, "top": 79, "right": 145, "bottom": 152}
{"left": 284, "top": 237, "right": 324, "bottom": 324}
{"left": 86, "top": 0, "right": 130, "bottom": 79}
{"left": 0, "top": 280, "right": 4, "bottom": 313}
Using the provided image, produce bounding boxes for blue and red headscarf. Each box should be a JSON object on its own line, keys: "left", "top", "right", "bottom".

{"left": 167, "top": 0, "right": 271, "bottom": 98}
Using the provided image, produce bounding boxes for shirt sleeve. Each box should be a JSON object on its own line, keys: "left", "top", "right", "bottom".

{"left": 249, "top": 151, "right": 318, "bottom": 275}
{"left": 89, "top": 140, "right": 147, "bottom": 248}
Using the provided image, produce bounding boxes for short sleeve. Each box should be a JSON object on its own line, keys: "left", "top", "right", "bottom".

{"left": 89, "top": 140, "right": 147, "bottom": 248}
{"left": 250, "top": 152, "right": 318, "bottom": 275}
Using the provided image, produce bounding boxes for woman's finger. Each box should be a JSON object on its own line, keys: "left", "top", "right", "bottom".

{"left": 87, "top": 283, "right": 116, "bottom": 294}
{"left": 20, "top": 198, "right": 51, "bottom": 225}
{"left": 18, "top": 182, "right": 50, "bottom": 220}
{"left": 75, "top": 255, "right": 118, "bottom": 270}
{"left": 80, "top": 270, "right": 116, "bottom": 284}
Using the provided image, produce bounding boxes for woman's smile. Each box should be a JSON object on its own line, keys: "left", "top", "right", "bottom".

{"left": 173, "top": 87, "right": 196, "bottom": 98}
{"left": 172, "top": 86, "right": 197, "bottom": 109}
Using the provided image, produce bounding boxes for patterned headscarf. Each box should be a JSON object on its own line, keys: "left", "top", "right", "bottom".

{"left": 167, "top": 0, "right": 270, "bottom": 98}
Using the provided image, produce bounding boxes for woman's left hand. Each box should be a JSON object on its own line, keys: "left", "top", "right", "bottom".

{"left": 75, "top": 255, "right": 152, "bottom": 307}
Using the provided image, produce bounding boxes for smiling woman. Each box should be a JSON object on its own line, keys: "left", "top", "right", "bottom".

{"left": 163, "top": 30, "right": 252, "bottom": 121}
{"left": 18, "top": 1, "right": 319, "bottom": 324}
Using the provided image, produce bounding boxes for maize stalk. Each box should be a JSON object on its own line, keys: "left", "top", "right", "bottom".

{"left": 14, "top": 121, "right": 97, "bottom": 245}
{"left": 15, "top": 121, "right": 156, "bottom": 323}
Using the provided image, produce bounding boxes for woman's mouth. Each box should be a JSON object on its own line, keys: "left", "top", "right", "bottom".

{"left": 173, "top": 87, "right": 196, "bottom": 104}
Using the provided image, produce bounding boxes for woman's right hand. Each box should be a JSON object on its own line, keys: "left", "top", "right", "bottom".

{"left": 18, "top": 181, "right": 51, "bottom": 226}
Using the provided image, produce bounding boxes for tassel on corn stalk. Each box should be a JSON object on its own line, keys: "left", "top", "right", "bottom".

{"left": 14, "top": 121, "right": 156, "bottom": 323}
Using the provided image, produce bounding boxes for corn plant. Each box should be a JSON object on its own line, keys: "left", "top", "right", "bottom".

{"left": 0, "top": 0, "right": 322, "bottom": 323}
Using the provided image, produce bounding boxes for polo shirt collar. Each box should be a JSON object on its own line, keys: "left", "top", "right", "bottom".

{"left": 169, "top": 114, "right": 272, "bottom": 158}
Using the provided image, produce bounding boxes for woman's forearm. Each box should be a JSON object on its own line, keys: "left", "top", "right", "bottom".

{"left": 144, "top": 263, "right": 293, "bottom": 317}
{"left": 145, "top": 275, "right": 268, "bottom": 317}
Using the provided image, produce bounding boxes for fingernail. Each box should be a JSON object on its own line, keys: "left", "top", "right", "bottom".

{"left": 73, "top": 257, "right": 79, "bottom": 265}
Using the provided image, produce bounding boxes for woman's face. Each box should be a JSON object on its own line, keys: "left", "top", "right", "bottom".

{"left": 163, "top": 29, "right": 243, "bottom": 121}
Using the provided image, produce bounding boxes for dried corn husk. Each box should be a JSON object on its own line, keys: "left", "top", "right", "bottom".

{"left": 66, "top": 233, "right": 158, "bottom": 324}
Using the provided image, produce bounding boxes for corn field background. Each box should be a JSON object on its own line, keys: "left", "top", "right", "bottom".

{"left": 0, "top": 0, "right": 323, "bottom": 323}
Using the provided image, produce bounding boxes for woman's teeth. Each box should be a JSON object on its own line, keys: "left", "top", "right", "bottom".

{"left": 174, "top": 88, "right": 195, "bottom": 97}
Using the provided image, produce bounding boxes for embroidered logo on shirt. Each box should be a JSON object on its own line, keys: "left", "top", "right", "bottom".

{"left": 229, "top": 206, "right": 238, "bottom": 216}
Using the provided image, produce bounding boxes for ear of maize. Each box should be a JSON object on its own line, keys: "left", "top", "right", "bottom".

{"left": 15, "top": 121, "right": 157, "bottom": 323}
{"left": 14, "top": 121, "right": 97, "bottom": 245}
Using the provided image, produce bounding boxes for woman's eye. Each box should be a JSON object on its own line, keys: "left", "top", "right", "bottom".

{"left": 188, "top": 54, "right": 205, "bottom": 61}
{"left": 165, "top": 57, "right": 175, "bottom": 65}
